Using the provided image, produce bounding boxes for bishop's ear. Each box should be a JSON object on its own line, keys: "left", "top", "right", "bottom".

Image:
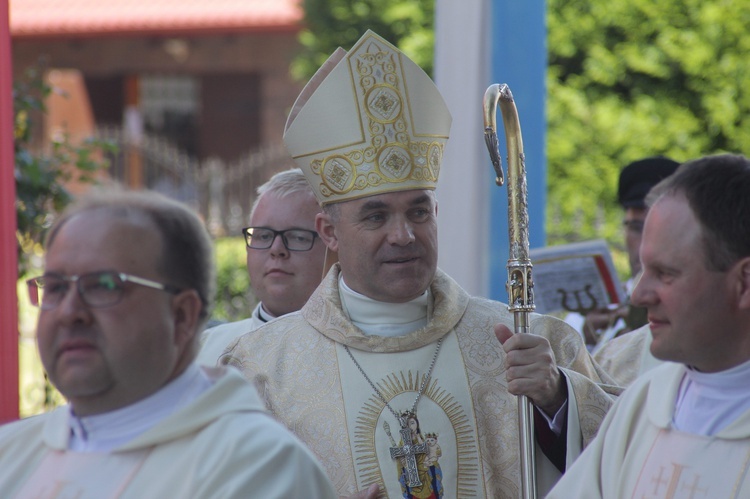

{"left": 315, "top": 212, "right": 339, "bottom": 252}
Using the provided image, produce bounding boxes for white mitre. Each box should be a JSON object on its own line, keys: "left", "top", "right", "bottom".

{"left": 283, "top": 30, "right": 452, "bottom": 205}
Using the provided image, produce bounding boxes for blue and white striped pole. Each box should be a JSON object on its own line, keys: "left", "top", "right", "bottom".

{"left": 487, "top": 0, "right": 547, "bottom": 302}
{"left": 435, "top": 0, "right": 546, "bottom": 302}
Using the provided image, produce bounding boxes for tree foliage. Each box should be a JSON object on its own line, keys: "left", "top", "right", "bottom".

{"left": 212, "top": 237, "right": 254, "bottom": 322}
{"left": 295, "top": 0, "right": 750, "bottom": 276}
{"left": 546, "top": 0, "right": 750, "bottom": 259}
{"left": 14, "top": 64, "right": 114, "bottom": 277}
{"left": 291, "top": 0, "right": 435, "bottom": 81}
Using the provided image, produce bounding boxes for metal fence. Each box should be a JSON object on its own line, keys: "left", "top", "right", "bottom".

{"left": 95, "top": 125, "right": 297, "bottom": 236}
{"left": 20, "top": 128, "right": 294, "bottom": 417}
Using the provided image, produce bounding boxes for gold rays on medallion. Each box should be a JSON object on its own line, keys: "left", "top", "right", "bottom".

{"left": 352, "top": 370, "right": 480, "bottom": 497}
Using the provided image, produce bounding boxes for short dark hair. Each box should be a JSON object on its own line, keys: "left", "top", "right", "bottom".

{"left": 322, "top": 189, "right": 436, "bottom": 223}
{"left": 648, "top": 154, "right": 750, "bottom": 271}
{"left": 46, "top": 189, "right": 215, "bottom": 324}
{"left": 321, "top": 202, "right": 340, "bottom": 223}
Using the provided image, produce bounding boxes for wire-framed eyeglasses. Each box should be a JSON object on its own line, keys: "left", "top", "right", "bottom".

{"left": 26, "top": 271, "right": 181, "bottom": 310}
{"left": 242, "top": 227, "right": 319, "bottom": 252}
{"left": 623, "top": 219, "right": 645, "bottom": 234}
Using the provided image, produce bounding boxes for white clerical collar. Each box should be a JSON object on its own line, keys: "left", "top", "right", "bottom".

{"left": 673, "top": 357, "right": 750, "bottom": 436}
{"left": 68, "top": 362, "right": 212, "bottom": 452}
{"left": 338, "top": 275, "right": 429, "bottom": 337}
{"left": 257, "top": 302, "right": 276, "bottom": 323}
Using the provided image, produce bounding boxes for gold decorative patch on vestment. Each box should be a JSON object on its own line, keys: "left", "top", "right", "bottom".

{"left": 352, "top": 370, "right": 480, "bottom": 497}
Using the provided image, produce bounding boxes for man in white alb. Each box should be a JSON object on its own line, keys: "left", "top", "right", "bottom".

{"left": 198, "top": 168, "right": 327, "bottom": 364}
{"left": 565, "top": 156, "right": 679, "bottom": 353}
{"left": 0, "top": 189, "right": 336, "bottom": 498}
{"left": 548, "top": 153, "right": 750, "bottom": 497}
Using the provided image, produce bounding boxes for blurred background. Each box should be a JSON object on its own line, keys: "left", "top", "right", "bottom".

{"left": 5, "top": 0, "right": 750, "bottom": 416}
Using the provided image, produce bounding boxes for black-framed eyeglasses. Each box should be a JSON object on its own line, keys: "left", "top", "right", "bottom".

{"left": 26, "top": 271, "right": 182, "bottom": 310}
{"left": 242, "top": 227, "right": 319, "bottom": 252}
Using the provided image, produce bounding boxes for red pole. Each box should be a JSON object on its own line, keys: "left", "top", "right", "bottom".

{"left": 0, "top": 0, "right": 20, "bottom": 423}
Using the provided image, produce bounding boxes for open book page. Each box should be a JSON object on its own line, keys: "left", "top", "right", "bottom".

{"left": 529, "top": 240, "right": 626, "bottom": 315}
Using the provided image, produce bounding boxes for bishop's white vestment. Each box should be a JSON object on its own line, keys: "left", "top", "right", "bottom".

{"left": 223, "top": 265, "right": 620, "bottom": 498}
{"left": 594, "top": 325, "right": 663, "bottom": 386}
{"left": 0, "top": 366, "right": 336, "bottom": 498}
{"left": 546, "top": 361, "right": 750, "bottom": 498}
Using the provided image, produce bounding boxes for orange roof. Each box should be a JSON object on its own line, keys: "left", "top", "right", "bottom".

{"left": 10, "top": 0, "right": 303, "bottom": 39}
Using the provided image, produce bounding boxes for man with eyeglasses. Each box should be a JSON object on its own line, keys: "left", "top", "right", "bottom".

{"left": 590, "top": 157, "right": 683, "bottom": 386}
{"left": 0, "top": 189, "right": 336, "bottom": 497}
{"left": 197, "top": 168, "right": 327, "bottom": 365}
{"left": 565, "top": 156, "right": 680, "bottom": 354}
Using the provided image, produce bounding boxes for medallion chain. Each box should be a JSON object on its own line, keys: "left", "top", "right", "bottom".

{"left": 343, "top": 337, "right": 443, "bottom": 424}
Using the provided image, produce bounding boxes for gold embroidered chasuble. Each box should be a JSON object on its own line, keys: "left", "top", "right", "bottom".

{"left": 223, "top": 265, "right": 620, "bottom": 498}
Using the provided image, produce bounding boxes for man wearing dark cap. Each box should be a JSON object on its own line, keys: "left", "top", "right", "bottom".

{"left": 592, "top": 157, "right": 680, "bottom": 385}
{"left": 550, "top": 154, "right": 750, "bottom": 497}
{"left": 618, "top": 156, "right": 681, "bottom": 280}
{"left": 579, "top": 156, "right": 680, "bottom": 352}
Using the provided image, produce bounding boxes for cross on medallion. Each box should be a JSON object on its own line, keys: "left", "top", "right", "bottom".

{"left": 389, "top": 425, "right": 428, "bottom": 487}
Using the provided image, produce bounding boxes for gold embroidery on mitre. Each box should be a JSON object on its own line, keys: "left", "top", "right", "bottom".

{"left": 304, "top": 35, "right": 445, "bottom": 203}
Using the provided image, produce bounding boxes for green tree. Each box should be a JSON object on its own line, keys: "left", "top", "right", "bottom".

{"left": 292, "top": 0, "right": 435, "bottom": 81}
{"left": 14, "top": 64, "right": 114, "bottom": 277}
{"left": 296, "top": 0, "right": 750, "bottom": 277}
{"left": 546, "top": 0, "right": 750, "bottom": 264}
{"left": 14, "top": 64, "right": 114, "bottom": 416}
{"left": 212, "top": 237, "right": 254, "bottom": 323}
